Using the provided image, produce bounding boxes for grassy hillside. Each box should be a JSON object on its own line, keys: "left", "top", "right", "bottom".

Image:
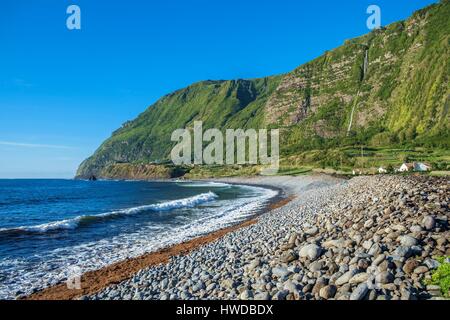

{"left": 77, "top": 77, "right": 282, "bottom": 177}
{"left": 77, "top": 1, "right": 449, "bottom": 179}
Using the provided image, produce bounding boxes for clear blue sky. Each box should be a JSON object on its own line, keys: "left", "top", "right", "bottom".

{"left": 0, "top": 0, "right": 438, "bottom": 178}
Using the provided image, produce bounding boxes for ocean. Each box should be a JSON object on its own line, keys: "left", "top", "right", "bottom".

{"left": 0, "top": 179, "right": 277, "bottom": 299}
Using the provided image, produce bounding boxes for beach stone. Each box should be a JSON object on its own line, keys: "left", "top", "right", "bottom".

{"left": 372, "top": 254, "right": 386, "bottom": 266}
{"left": 240, "top": 290, "right": 253, "bottom": 300}
{"left": 221, "top": 278, "right": 236, "bottom": 289}
{"left": 364, "top": 219, "right": 374, "bottom": 228}
{"left": 272, "top": 267, "right": 290, "bottom": 279}
{"left": 362, "top": 240, "right": 373, "bottom": 250}
{"left": 424, "top": 259, "right": 440, "bottom": 270}
{"left": 273, "top": 290, "right": 289, "bottom": 300}
{"left": 403, "top": 259, "right": 419, "bottom": 274}
{"left": 322, "top": 239, "right": 345, "bottom": 249}
{"left": 422, "top": 216, "right": 436, "bottom": 230}
{"left": 376, "top": 271, "right": 394, "bottom": 284}
{"left": 280, "top": 250, "right": 298, "bottom": 263}
{"left": 246, "top": 259, "right": 261, "bottom": 272}
{"left": 398, "top": 235, "right": 418, "bottom": 247}
{"left": 312, "top": 277, "right": 328, "bottom": 296}
{"left": 335, "top": 270, "right": 359, "bottom": 286}
{"left": 368, "top": 290, "right": 378, "bottom": 300}
{"left": 393, "top": 246, "right": 413, "bottom": 258}
{"left": 288, "top": 233, "right": 298, "bottom": 244}
{"left": 299, "top": 244, "right": 322, "bottom": 261}
{"left": 370, "top": 242, "right": 383, "bottom": 255}
{"left": 160, "top": 293, "right": 169, "bottom": 300}
{"left": 160, "top": 278, "right": 169, "bottom": 289}
{"left": 350, "top": 283, "right": 368, "bottom": 300}
{"left": 349, "top": 272, "right": 369, "bottom": 285}
{"left": 304, "top": 226, "right": 319, "bottom": 236}
{"left": 206, "top": 283, "right": 217, "bottom": 291}
{"left": 319, "top": 285, "right": 337, "bottom": 300}
{"left": 283, "top": 280, "right": 298, "bottom": 293}
{"left": 413, "top": 266, "right": 429, "bottom": 274}
{"left": 309, "top": 261, "right": 324, "bottom": 272}
{"left": 357, "top": 259, "right": 370, "bottom": 271}
{"left": 426, "top": 284, "right": 442, "bottom": 297}
{"left": 254, "top": 292, "right": 270, "bottom": 300}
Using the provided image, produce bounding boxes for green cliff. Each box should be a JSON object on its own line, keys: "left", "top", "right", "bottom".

{"left": 77, "top": 1, "right": 449, "bottom": 179}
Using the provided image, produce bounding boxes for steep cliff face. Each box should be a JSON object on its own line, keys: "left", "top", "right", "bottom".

{"left": 77, "top": 77, "right": 282, "bottom": 178}
{"left": 77, "top": 1, "right": 449, "bottom": 179}
{"left": 269, "top": 0, "right": 449, "bottom": 151}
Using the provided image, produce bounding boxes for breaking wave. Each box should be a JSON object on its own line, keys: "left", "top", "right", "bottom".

{"left": 0, "top": 192, "right": 218, "bottom": 235}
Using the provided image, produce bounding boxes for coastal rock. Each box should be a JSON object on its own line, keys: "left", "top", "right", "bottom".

{"left": 299, "top": 244, "right": 322, "bottom": 261}
{"left": 350, "top": 283, "right": 368, "bottom": 300}
{"left": 280, "top": 250, "right": 298, "bottom": 263}
{"left": 403, "top": 259, "right": 419, "bottom": 275}
{"left": 393, "top": 246, "right": 413, "bottom": 258}
{"left": 335, "top": 270, "right": 359, "bottom": 286}
{"left": 240, "top": 290, "right": 253, "bottom": 300}
{"left": 245, "top": 259, "right": 261, "bottom": 273}
{"left": 221, "top": 278, "right": 236, "bottom": 289}
{"left": 398, "top": 235, "right": 418, "bottom": 247}
{"left": 254, "top": 292, "right": 270, "bottom": 300}
{"left": 349, "top": 273, "right": 369, "bottom": 285}
{"left": 312, "top": 277, "right": 328, "bottom": 296}
{"left": 424, "top": 259, "right": 440, "bottom": 270}
{"left": 372, "top": 254, "right": 386, "bottom": 267}
{"left": 413, "top": 266, "right": 429, "bottom": 274}
{"left": 81, "top": 175, "right": 449, "bottom": 302}
{"left": 309, "top": 261, "right": 324, "bottom": 272}
{"left": 273, "top": 290, "right": 289, "bottom": 300}
{"left": 319, "top": 285, "right": 337, "bottom": 300}
{"left": 272, "top": 267, "right": 291, "bottom": 279}
{"left": 422, "top": 216, "right": 436, "bottom": 230}
{"left": 304, "top": 226, "right": 319, "bottom": 236}
{"left": 375, "top": 271, "right": 394, "bottom": 284}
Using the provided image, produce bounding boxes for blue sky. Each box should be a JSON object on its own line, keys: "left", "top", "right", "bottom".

{"left": 0, "top": 0, "right": 438, "bottom": 178}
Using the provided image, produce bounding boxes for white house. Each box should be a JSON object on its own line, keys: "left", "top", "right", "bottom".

{"left": 399, "top": 163, "right": 414, "bottom": 172}
{"left": 414, "top": 162, "right": 432, "bottom": 172}
{"left": 378, "top": 167, "right": 387, "bottom": 174}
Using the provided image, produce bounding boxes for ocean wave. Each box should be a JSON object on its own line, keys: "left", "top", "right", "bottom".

{"left": 0, "top": 185, "right": 277, "bottom": 299}
{"left": 0, "top": 192, "right": 218, "bottom": 235}
{"left": 175, "top": 181, "right": 231, "bottom": 188}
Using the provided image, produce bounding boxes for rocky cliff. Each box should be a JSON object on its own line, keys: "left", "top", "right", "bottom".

{"left": 77, "top": 1, "right": 449, "bottom": 179}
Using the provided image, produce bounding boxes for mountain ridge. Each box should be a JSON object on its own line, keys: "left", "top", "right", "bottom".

{"left": 77, "top": 0, "right": 449, "bottom": 179}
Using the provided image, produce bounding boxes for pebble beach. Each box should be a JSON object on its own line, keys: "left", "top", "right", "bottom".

{"left": 81, "top": 174, "right": 449, "bottom": 301}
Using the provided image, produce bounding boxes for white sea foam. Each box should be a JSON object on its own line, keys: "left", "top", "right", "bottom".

{"left": 121, "top": 191, "right": 218, "bottom": 213}
{"left": 176, "top": 181, "right": 231, "bottom": 188}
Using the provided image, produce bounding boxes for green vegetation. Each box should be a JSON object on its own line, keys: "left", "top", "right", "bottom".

{"left": 281, "top": 146, "right": 450, "bottom": 174}
{"left": 99, "top": 163, "right": 188, "bottom": 179}
{"left": 425, "top": 257, "right": 450, "bottom": 298}
{"left": 76, "top": 1, "right": 450, "bottom": 179}
{"left": 185, "top": 165, "right": 262, "bottom": 179}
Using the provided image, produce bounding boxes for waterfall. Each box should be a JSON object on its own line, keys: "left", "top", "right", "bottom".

{"left": 347, "top": 46, "right": 369, "bottom": 135}
{"left": 363, "top": 48, "right": 369, "bottom": 80}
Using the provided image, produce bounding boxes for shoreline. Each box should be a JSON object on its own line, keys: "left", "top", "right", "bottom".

{"left": 25, "top": 174, "right": 448, "bottom": 301}
{"left": 86, "top": 174, "right": 448, "bottom": 301}
{"left": 24, "top": 178, "right": 299, "bottom": 300}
